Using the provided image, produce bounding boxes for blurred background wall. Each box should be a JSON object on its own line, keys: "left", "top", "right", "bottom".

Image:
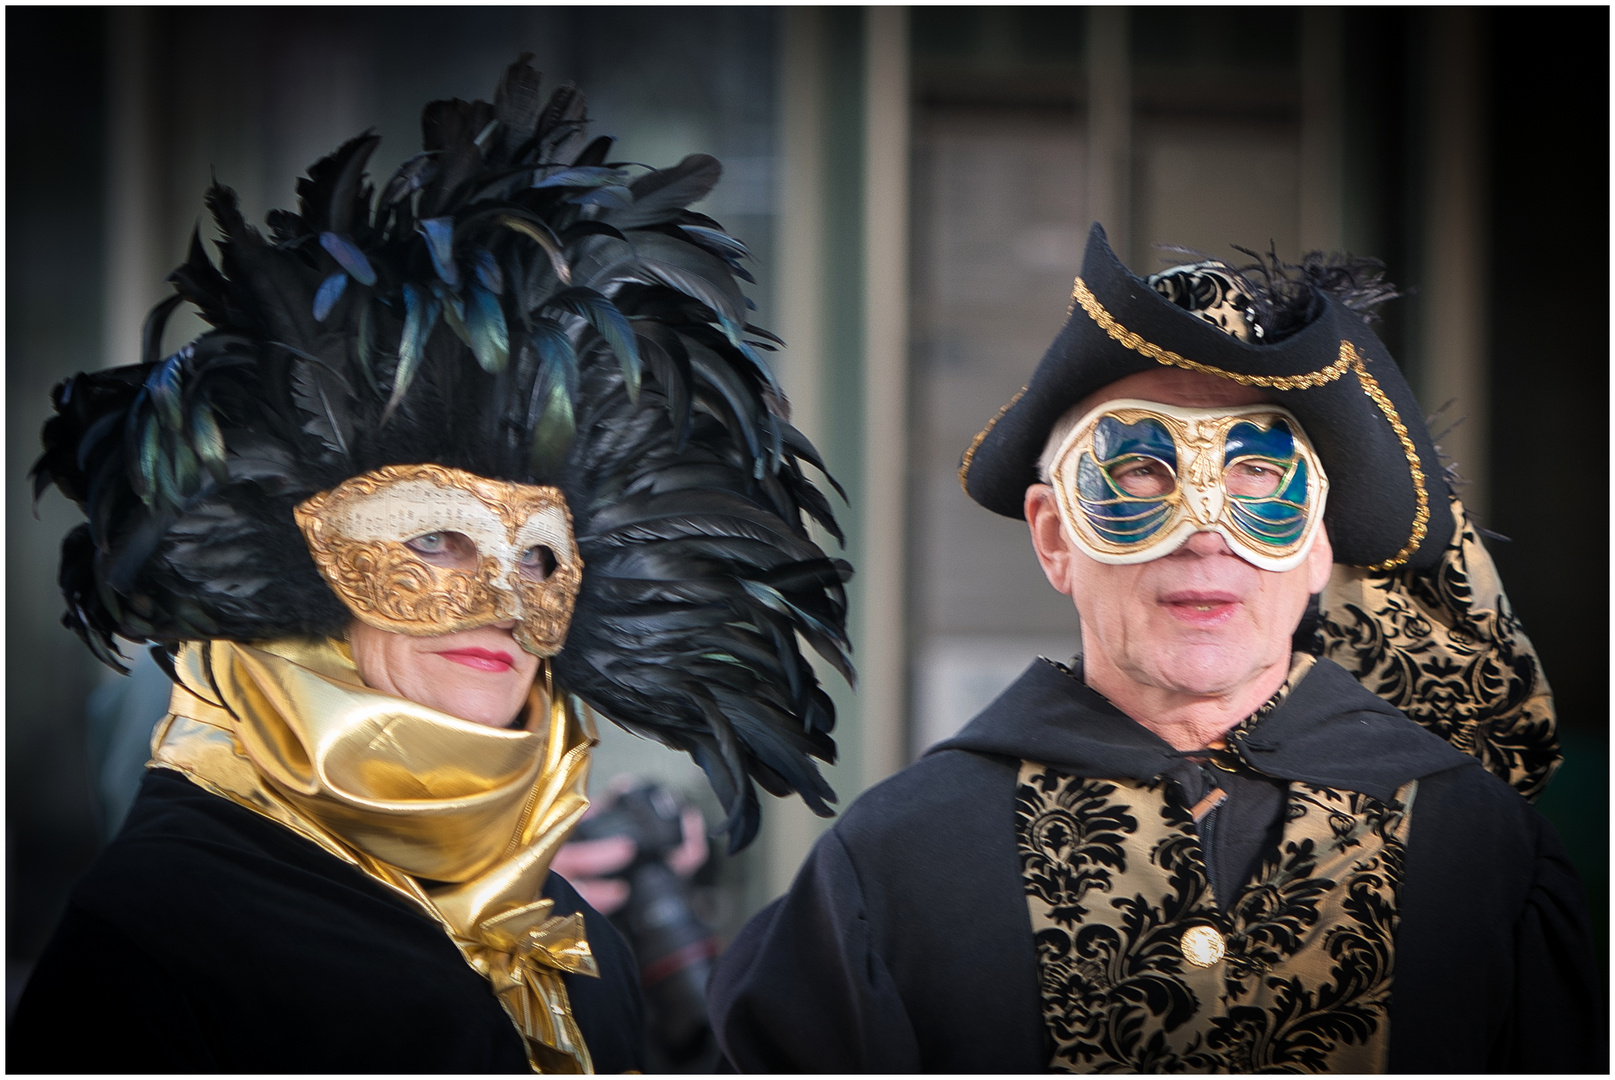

{"left": 9, "top": 5, "right": 1607, "bottom": 1010}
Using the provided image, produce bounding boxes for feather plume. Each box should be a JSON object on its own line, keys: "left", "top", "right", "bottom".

{"left": 1158, "top": 241, "right": 1404, "bottom": 344}
{"left": 1229, "top": 243, "right": 1402, "bottom": 337}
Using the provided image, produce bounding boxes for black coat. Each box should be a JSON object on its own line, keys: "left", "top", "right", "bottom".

{"left": 709, "top": 658, "right": 1605, "bottom": 1073}
{"left": 9, "top": 769, "right": 646, "bottom": 1073}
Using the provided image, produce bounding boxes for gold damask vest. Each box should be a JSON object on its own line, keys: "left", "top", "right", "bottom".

{"left": 1017, "top": 763, "right": 1415, "bottom": 1072}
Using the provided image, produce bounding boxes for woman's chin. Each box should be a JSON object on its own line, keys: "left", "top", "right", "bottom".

{"left": 443, "top": 697, "right": 527, "bottom": 729}
{"left": 422, "top": 666, "right": 529, "bottom": 728}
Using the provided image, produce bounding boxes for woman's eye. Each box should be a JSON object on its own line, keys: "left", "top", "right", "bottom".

{"left": 404, "top": 531, "right": 476, "bottom": 567}
{"left": 519, "top": 544, "right": 558, "bottom": 579}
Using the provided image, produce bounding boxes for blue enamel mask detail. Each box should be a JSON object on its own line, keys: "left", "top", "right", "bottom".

{"left": 1076, "top": 416, "right": 1177, "bottom": 545}
{"left": 1048, "top": 400, "right": 1329, "bottom": 572}
{"left": 1223, "top": 419, "right": 1312, "bottom": 548}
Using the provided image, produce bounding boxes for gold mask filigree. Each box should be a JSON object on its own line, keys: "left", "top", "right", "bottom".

{"left": 294, "top": 464, "right": 584, "bottom": 657}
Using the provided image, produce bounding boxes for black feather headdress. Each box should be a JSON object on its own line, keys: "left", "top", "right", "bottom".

{"left": 32, "top": 56, "right": 852, "bottom": 851}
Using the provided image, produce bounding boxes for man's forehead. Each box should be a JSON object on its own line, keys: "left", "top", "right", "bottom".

{"left": 1072, "top": 368, "right": 1270, "bottom": 418}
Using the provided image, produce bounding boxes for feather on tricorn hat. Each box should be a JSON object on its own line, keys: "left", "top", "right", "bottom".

{"left": 960, "top": 223, "right": 1453, "bottom": 572}
{"left": 32, "top": 56, "right": 852, "bottom": 851}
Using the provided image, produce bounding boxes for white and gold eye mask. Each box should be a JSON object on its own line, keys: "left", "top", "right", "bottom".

{"left": 293, "top": 464, "right": 583, "bottom": 657}
{"left": 1048, "top": 399, "right": 1329, "bottom": 571}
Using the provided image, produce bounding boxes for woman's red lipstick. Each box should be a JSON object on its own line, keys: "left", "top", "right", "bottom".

{"left": 436, "top": 647, "right": 515, "bottom": 673}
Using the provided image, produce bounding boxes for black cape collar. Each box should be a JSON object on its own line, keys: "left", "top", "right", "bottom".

{"left": 931, "top": 655, "right": 1474, "bottom": 802}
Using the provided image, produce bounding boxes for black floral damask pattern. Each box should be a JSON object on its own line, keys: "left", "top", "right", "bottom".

{"left": 1017, "top": 767, "right": 1415, "bottom": 1073}
{"left": 1317, "top": 496, "right": 1558, "bottom": 799}
{"left": 1147, "top": 262, "right": 1260, "bottom": 343}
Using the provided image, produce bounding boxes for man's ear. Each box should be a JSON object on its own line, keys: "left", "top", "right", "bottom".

{"left": 1025, "top": 484, "right": 1077, "bottom": 597}
{"left": 1305, "top": 522, "right": 1334, "bottom": 595}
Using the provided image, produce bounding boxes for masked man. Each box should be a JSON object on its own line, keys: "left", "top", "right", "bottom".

{"left": 708, "top": 224, "right": 1603, "bottom": 1073}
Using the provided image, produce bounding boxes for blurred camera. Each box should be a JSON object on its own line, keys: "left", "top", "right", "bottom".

{"left": 574, "top": 782, "right": 719, "bottom": 1069}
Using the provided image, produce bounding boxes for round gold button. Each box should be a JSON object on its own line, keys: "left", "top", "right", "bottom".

{"left": 1181, "top": 925, "right": 1226, "bottom": 968}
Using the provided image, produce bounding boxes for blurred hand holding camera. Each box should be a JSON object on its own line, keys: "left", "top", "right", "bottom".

{"left": 552, "top": 800, "right": 709, "bottom": 915}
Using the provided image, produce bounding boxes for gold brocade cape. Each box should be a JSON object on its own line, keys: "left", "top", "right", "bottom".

{"left": 150, "top": 637, "right": 600, "bottom": 1073}
{"left": 1319, "top": 496, "right": 1559, "bottom": 799}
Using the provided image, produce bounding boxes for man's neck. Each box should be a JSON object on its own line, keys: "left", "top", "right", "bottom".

{"left": 1082, "top": 655, "right": 1293, "bottom": 751}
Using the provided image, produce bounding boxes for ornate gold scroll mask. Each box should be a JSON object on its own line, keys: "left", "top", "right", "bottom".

{"left": 294, "top": 464, "right": 584, "bottom": 657}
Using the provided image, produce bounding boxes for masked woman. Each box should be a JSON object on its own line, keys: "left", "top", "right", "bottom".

{"left": 12, "top": 58, "right": 851, "bottom": 1074}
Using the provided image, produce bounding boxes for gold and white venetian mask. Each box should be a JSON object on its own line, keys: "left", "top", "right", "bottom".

{"left": 294, "top": 464, "right": 584, "bottom": 657}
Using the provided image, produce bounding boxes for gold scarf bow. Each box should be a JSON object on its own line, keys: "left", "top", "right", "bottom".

{"left": 152, "top": 637, "right": 601, "bottom": 1072}
{"left": 460, "top": 901, "right": 598, "bottom": 1072}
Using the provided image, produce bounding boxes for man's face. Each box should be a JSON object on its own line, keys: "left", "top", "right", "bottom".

{"left": 1025, "top": 368, "right": 1333, "bottom": 702}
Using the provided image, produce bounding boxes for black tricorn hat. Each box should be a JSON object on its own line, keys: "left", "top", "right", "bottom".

{"left": 959, "top": 223, "right": 1452, "bottom": 572}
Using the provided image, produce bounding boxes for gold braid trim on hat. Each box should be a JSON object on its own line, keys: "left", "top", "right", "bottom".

{"left": 956, "top": 386, "right": 1027, "bottom": 494}
{"left": 957, "top": 276, "right": 1428, "bottom": 567}
{"left": 1337, "top": 343, "right": 1430, "bottom": 570}
{"left": 1069, "top": 276, "right": 1358, "bottom": 391}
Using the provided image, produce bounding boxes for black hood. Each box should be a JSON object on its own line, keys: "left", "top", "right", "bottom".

{"left": 933, "top": 655, "right": 1474, "bottom": 802}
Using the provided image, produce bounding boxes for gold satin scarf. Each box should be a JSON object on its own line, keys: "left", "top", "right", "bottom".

{"left": 151, "top": 637, "right": 600, "bottom": 1073}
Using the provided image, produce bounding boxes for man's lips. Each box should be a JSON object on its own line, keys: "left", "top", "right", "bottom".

{"left": 435, "top": 647, "right": 515, "bottom": 673}
{"left": 1160, "top": 590, "right": 1241, "bottom": 626}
